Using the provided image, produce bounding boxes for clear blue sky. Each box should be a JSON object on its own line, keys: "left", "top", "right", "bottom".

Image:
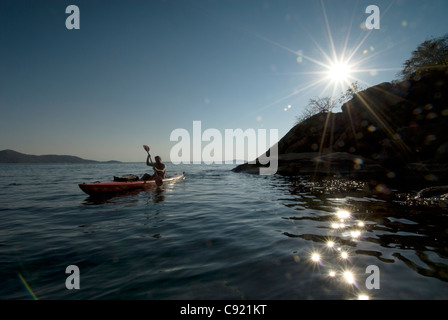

{"left": 1, "top": 0, "right": 447, "bottom": 162}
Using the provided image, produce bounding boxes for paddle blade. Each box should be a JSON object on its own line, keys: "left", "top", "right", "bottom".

{"left": 143, "top": 145, "right": 150, "bottom": 152}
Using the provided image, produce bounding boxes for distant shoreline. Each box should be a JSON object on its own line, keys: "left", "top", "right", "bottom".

{"left": 0, "top": 149, "right": 121, "bottom": 164}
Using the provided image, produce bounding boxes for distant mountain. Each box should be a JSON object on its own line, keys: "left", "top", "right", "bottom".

{"left": 0, "top": 149, "right": 120, "bottom": 163}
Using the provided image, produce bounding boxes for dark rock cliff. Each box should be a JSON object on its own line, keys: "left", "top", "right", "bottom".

{"left": 233, "top": 68, "right": 448, "bottom": 187}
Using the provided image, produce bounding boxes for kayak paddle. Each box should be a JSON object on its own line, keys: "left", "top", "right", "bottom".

{"left": 143, "top": 144, "right": 153, "bottom": 162}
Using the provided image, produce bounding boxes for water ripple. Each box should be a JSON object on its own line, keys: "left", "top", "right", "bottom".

{"left": 0, "top": 163, "right": 447, "bottom": 299}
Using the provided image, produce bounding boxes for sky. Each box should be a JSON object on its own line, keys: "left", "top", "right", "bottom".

{"left": 1, "top": 0, "right": 448, "bottom": 162}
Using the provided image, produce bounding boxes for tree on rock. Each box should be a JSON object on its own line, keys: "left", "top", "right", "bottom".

{"left": 296, "top": 82, "right": 363, "bottom": 124}
{"left": 399, "top": 33, "right": 448, "bottom": 80}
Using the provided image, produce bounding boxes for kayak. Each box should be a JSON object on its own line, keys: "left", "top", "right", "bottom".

{"left": 79, "top": 172, "right": 185, "bottom": 196}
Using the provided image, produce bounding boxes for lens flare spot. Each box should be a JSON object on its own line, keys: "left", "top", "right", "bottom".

{"left": 353, "top": 158, "right": 364, "bottom": 170}
{"left": 386, "top": 171, "right": 396, "bottom": 179}
{"left": 375, "top": 183, "right": 390, "bottom": 194}
{"left": 424, "top": 174, "right": 438, "bottom": 181}
{"left": 296, "top": 50, "right": 304, "bottom": 64}
{"left": 425, "top": 134, "right": 437, "bottom": 144}
{"left": 426, "top": 113, "right": 438, "bottom": 120}
{"left": 413, "top": 107, "right": 423, "bottom": 115}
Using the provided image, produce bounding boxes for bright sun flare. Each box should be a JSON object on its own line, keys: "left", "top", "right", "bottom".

{"left": 328, "top": 62, "right": 352, "bottom": 83}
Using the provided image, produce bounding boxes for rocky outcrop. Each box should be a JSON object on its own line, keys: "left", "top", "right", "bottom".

{"left": 233, "top": 68, "right": 448, "bottom": 187}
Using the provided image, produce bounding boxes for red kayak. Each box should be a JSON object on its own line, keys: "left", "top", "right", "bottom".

{"left": 79, "top": 172, "right": 185, "bottom": 196}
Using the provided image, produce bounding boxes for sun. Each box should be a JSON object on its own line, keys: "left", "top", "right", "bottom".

{"left": 252, "top": 0, "right": 399, "bottom": 114}
{"left": 328, "top": 62, "right": 352, "bottom": 83}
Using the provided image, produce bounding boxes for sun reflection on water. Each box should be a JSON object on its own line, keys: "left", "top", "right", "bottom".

{"left": 350, "top": 230, "right": 361, "bottom": 239}
{"left": 336, "top": 209, "right": 351, "bottom": 220}
{"left": 340, "top": 251, "right": 349, "bottom": 260}
{"left": 311, "top": 252, "right": 321, "bottom": 263}
{"left": 299, "top": 206, "right": 375, "bottom": 299}
{"left": 343, "top": 270, "right": 355, "bottom": 284}
{"left": 283, "top": 174, "right": 448, "bottom": 299}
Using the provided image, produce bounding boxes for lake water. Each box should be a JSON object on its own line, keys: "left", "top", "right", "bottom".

{"left": 0, "top": 162, "right": 447, "bottom": 300}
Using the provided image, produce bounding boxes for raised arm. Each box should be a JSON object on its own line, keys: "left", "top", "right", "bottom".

{"left": 146, "top": 154, "right": 154, "bottom": 167}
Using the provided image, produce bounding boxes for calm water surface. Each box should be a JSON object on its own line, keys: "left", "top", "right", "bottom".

{"left": 0, "top": 163, "right": 447, "bottom": 299}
